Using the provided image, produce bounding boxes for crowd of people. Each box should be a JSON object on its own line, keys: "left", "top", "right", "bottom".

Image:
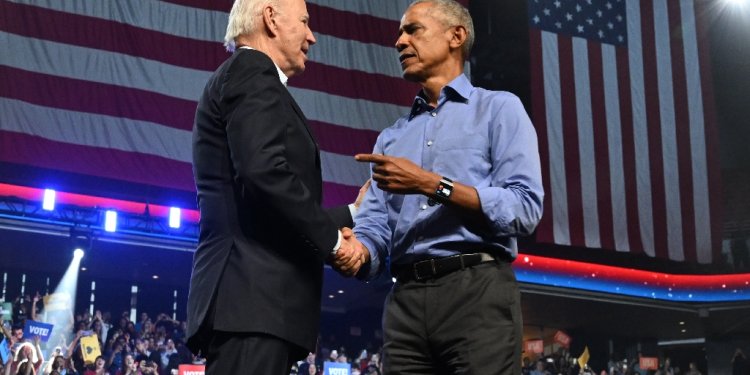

{"left": 1, "top": 294, "right": 195, "bottom": 375}
{"left": 519, "top": 347, "right": 750, "bottom": 375}
{"left": 3, "top": 295, "right": 749, "bottom": 375}
{"left": 1, "top": 293, "right": 385, "bottom": 375}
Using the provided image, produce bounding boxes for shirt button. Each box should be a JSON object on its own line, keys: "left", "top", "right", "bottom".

{"left": 431, "top": 112, "right": 437, "bottom": 117}
{"left": 427, "top": 140, "right": 433, "bottom": 147}
{"left": 421, "top": 204, "right": 427, "bottom": 210}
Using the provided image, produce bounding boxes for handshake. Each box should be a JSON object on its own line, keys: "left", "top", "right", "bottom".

{"left": 330, "top": 228, "right": 369, "bottom": 277}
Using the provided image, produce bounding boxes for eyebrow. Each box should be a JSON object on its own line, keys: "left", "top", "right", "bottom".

{"left": 399, "top": 22, "right": 421, "bottom": 35}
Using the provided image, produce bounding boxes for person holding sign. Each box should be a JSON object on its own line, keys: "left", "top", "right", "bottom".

{"left": 82, "top": 356, "right": 107, "bottom": 375}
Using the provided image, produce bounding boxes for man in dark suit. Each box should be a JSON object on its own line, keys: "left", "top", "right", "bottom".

{"left": 186, "top": 0, "right": 367, "bottom": 373}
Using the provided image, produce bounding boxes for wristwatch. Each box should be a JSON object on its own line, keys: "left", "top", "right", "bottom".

{"left": 428, "top": 176, "right": 454, "bottom": 206}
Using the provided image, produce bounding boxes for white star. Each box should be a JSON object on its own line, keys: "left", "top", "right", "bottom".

{"left": 586, "top": 0, "right": 592, "bottom": 4}
{"left": 543, "top": 8, "right": 551, "bottom": 16}
{"left": 554, "top": 0, "right": 561, "bottom": 8}
{"left": 596, "top": 10, "right": 603, "bottom": 18}
{"left": 577, "top": 25, "right": 585, "bottom": 33}
{"left": 606, "top": 2, "right": 613, "bottom": 9}
{"left": 607, "top": 22, "right": 614, "bottom": 29}
{"left": 587, "top": 18, "right": 593, "bottom": 25}
{"left": 616, "top": 14, "right": 623, "bottom": 22}
{"left": 598, "top": 30, "right": 604, "bottom": 38}
{"left": 566, "top": 13, "right": 573, "bottom": 21}
{"left": 533, "top": 15, "right": 541, "bottom": 24}
{"left": 618, "top": 35, "right": 624, "bottom": 42}
{"left": 576, "top": 4, "right": 582, "bottom": 12}
{"left": 555, "top": 22, "right": 562, "bottom": 29}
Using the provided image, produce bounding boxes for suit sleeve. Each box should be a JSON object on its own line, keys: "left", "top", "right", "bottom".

{"left": 221, "top": 52, "right": 339, "bottom": 259}
{"left": 326, "top": 205, "right": 354, "bottom": 229}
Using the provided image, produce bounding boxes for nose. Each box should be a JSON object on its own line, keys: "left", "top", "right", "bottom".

{"left": 395, "top": 34, "right": 407, "bottom": 52}
{"left": 307, "top": 27, "right": 316, "bottom": 45}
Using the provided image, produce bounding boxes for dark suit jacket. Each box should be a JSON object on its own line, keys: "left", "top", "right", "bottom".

{"left": 186, "top": 49, "right": 352, "bottom": 354}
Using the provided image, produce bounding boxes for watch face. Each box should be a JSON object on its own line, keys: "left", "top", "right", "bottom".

{"left": 437, "top": 182, "right": 452, "bottom": 198}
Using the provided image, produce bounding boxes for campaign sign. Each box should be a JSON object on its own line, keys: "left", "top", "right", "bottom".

{"left": 324, "top": 361, "right": 351, "bottom": 375}
{"left": 524, "top": 339, "right": 544, "bottom": 354}
{"left": 554, "top": 330, "right": 571, "bottom": 348}
{"left": 178, "top": 364, "right": 205, "bottom": 375}
{"left": 0, "top": 337, "right": 10, "bottom": 365}
{"left": 24, "top": 319, "right": 54, "bottom": 342}
{"left": 639, "top": 357, "right": 659, "bottom": 370}
{"left": 1, "top": 302, "right": 12, "bottom": 321}
{"left": 80, "top": 334, "right": 101, "bottom": 364}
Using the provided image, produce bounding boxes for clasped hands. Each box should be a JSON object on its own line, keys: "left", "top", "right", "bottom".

{"left": 330, "top": 228, "right": 369, "bottom": 277}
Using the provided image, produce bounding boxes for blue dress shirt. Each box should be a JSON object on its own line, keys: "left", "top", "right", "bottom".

{"left": 354, "top": 74, "right": 544, "bottom": 280}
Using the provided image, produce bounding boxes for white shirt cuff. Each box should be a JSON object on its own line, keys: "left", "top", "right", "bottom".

{"left": 332, "top": 229, "right": 343, "bottom": 254}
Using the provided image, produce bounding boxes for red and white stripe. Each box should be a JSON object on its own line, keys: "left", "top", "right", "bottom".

{"left": 0, "top": 0, "right": 422, "bottom": 207}
{"left": 530, "top": 0, "right": 719, "bottom": 263}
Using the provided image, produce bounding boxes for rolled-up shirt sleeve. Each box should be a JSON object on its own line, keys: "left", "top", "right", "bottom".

{"left": 476, "top": 95, "right": 544, "bottom": 237}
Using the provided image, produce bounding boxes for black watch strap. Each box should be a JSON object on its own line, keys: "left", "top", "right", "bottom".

{"left": 428, "top": 176, "right": 454, "bottom": 206}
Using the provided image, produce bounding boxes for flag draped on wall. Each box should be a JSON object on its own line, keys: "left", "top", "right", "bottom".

{"left": 528, "top": 0, "right": 721, "bottom": 263}
{"left": 0, "top": 0, "right": 421, "bottom": 208}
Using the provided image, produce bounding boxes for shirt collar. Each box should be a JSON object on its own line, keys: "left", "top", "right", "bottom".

{"left": 238, "top": 46, "right": 288, "bottom": 86}
{"left": 408, "top": 73, "right": 472, "bottom": 120}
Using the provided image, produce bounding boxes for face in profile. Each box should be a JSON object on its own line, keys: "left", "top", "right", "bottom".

{"left": 273, "top": 0, "right": 316, "bottom": 77}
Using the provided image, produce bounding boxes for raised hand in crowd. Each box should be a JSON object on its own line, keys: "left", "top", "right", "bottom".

{"left": 31, "top": 292, "right": 41, "bottom": 321}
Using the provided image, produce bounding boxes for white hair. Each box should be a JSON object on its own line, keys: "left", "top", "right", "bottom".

{"left": 410, "top": 0, "right": 474, "bottom": 59}
{"left": 224, "top": 0, "right": 281, "bottom": 51}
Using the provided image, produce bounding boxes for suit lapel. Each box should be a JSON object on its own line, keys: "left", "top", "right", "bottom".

{"left": 284, "top": 89, "right": 319, "bottom": 153}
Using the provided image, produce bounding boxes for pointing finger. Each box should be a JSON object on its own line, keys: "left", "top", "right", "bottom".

{"left": 355, "top": 154, "right": 388, "bottom": 164}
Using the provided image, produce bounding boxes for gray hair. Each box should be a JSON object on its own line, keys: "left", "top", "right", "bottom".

{"left": 224, "top": 0, "right": 281, "bottom": 51}
{"left": 410, "top": 0, "right": 474, "bottom": 59}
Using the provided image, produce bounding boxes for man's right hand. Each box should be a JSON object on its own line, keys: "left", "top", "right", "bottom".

{"left": 331, "top": 228, "right": 369, "bottom": 277}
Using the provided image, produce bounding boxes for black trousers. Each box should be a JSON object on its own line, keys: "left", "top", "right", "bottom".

{"left": 205, "top": 331, "right": 306, "bottom": 375}
{"left": 382, "top": 261, "right": 522, "bottom": 375}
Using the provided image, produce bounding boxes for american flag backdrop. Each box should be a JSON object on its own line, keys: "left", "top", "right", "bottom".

{"left": 528, "top": 0, "right": 721, "bottom": 263}
{"left": 0, "top": 0, "right": 424, "bottom": 208}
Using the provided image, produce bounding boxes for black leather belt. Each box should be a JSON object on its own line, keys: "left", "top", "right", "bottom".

{"left": 392, "top": 252, "right": 498, "bottom": 282}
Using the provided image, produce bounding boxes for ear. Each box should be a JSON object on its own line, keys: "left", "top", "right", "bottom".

{"left": 262, "top": 4, "right": 278, "bottom": 37}
{"left": 448, "top": 25, "right": 467, "bottom": 52}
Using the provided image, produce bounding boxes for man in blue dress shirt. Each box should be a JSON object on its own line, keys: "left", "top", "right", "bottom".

{"left": 348, "top": 0, "right": 544, "bottom": 373}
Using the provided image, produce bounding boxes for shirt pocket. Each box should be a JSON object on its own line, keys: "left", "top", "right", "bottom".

{"left": 432, "top": 136, "right": 490, "bottom": 181}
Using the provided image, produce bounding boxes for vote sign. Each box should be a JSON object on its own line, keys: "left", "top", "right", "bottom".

{"left": 23, "top": 320, "right": 54, "bottom": 342}
{"left": 323, "top": 361, "right": 351, "bottom": 375}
